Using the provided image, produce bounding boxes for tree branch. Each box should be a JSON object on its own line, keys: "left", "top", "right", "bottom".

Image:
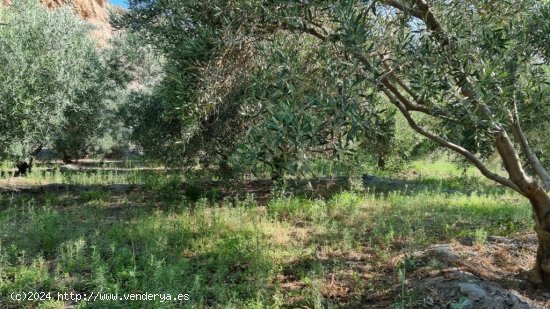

{"left": 382, "top": 59, "right": 428, "bottom": 106}
{"left": 509, "top": 107, "right": 550, "bottom": 191}
{"left": 382, "top": 0, "right": 423, "bottom": 19}
{"left": 384, "top": 0, "right": 542, "bottom": 198}
{"left": 354, "top": 53, "right": 435, "bottom": 115}
{"left": 276, "top": 20, "right": 328, "bottom": 41}
{"left": 381, "top": 86, "right": 523, "bottom": 195}
{"left": 379, "top": 58, "right": 456, "bottom": 120}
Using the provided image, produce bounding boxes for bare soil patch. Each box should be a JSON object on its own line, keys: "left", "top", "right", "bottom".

{"left": 273, "top": 234, "right": 550, "bottom": 308}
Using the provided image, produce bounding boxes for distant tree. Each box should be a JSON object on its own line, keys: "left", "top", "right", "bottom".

{"left": 111, "top": 31, "right": 168, "bottom": 161}
{"left": 51, "top": 32, "right": 145, "bottom": 163}
{"left": 0, "top": 0, "right": 128, "bottom": 172}
{"left": 116, "top": 0, "right": 396, "bottom": 178}
{"left": 114, "top": 0, "right": 259, "bottom": 171}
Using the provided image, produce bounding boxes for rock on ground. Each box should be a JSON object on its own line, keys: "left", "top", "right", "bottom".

{"left": 409, "top": 244, "right": 538, "bottom": 309}
{"left": 416, "top": 269, "right": 536, "bottom": 308}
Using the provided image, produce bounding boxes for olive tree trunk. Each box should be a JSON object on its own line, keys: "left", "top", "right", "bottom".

{"left": 14, "top": 145, "right": 43, "bottom": 177}
{"left": 527, "top": 194, "right": 550, "bottom": 287}
{"left": 62, "top": 151, "right": 74, "bottom": 164}
{"left": 15, "top": 161, "right": 30, "bottom": 176}
{"left": 493, "top": 131, "right": 550, "bottom": 287}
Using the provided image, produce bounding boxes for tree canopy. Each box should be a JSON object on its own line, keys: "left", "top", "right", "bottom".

{"left": 117, "top": 0, "right": 550, "bottom": 286}
{"left": 0, "top": 0, "right": 132, "bottom": 170}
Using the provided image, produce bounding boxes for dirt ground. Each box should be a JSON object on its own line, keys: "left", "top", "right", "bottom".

{"left": 375, "top": 235, "right": 549, "bottom": 308}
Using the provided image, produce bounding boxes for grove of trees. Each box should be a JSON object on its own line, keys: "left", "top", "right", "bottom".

{"left": 2, "top": 0, "right": 550, "bottom": 288}
{"left": 117, "top": 0, "right": 550, "bottom": 287}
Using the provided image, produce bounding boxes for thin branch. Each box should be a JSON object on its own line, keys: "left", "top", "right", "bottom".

{"left": 509, "top": 107, "right": 550, "bottom": 191}
{"left": 302, "top": 11, "right": 329, "bottom": 37}
{"left": 379, "top": 59, "right": 456, "bottom": 120}
{"left": 382, "top": 59, "right": 428, "bottom": 106}
{"left": 381, "top": 76, "right": 431, "bottom": 113}
{"left": 276, "top": 20, "right": 328, "bottom": 41}
{"left": 382, "top": 0, "right": 423, "bottom": 18}
{"left": 307, "top": 147, "right": 336, "bottom": 154}
{"left": 355, "top": 54, "right": 432, "bottom": 114}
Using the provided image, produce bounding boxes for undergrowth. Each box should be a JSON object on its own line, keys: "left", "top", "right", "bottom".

{"left": 0, "top": 159, "right": 533, "bottom": 308}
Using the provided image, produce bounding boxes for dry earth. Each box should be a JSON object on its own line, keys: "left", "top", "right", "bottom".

{"left": 403, "top": 236, "right": 548, "bottom": 308}
{"left": 2, "top": 0, "right": 118, "bottom": 45}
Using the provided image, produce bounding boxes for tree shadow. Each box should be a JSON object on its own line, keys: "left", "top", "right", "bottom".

{"left": 276, "top": 251, "right": 396, "bottom": 308}
{"left": 213, "top": 174, "right": 508, "bottom": 205}
{"left": 0, "top": 190, "right": 277, "bottom": 307}
{"left": 360, "top": 174, "right": 507, "bottom": 195}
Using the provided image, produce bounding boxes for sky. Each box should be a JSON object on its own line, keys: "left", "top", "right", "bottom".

{"left": 110, "top": 0, "right": 128, "bottom": 8}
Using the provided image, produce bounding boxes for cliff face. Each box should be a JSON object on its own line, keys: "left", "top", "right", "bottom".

{"left": 3, "top": 0, "right": 117, "bottom": 45}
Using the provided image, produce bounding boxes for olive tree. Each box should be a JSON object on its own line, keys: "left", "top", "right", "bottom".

{"left": 117, "top": 0, "right": 396, "bottom": 178}
{"left": 51, "top": 32, "right": 148, "bottom": 163}
{"left": 0, "top": 0, "right": 126, "bottom": 172}
{"left": 114, "top": 0, "right": 264, "bottom": 171}
{"left": 369, "top": 0, "right": 550, "bottom": 286}
{"left": 261, "top": 0, "right": 550, "bottom": 286}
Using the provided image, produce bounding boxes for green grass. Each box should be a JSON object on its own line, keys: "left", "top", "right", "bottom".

{"left": 0, "top": 159, "right": 535, "bottom": 308}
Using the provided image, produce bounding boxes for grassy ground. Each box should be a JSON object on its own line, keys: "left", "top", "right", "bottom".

{"left": 0, "top": 159, "right": 538, "bottom": 308}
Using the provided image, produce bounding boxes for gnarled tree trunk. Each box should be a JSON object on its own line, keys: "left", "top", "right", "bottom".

{"left": 62, "top": 151, "right": 74, "bottom": 164}
{"left": 492, "top": 131, "right": 550, "bottom": 288}
{"left": 377, "top": 153, "right": 386, "bottom": 170}
{"left": 14, "top": 145, "right": 43, "bottom": 177}
{"left": 527, "top": 193, "right": 550, "bottom": 287}
{"left": 14, "top": 161, "right": 30, "bottom": 176}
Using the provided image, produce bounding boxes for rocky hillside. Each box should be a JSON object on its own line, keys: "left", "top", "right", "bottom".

{"left": 2, "top": 0, "right": 118, "bottom": 45}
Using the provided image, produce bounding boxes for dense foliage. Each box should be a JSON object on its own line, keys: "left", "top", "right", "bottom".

{"left": 114, "top": 0, "right": 405, "bottom": 178}
{"left": 116, "top": 0, "right": 550, "bottom": 286}
{"left": 0, "top": 0, "right": 132, "bottom": 169}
